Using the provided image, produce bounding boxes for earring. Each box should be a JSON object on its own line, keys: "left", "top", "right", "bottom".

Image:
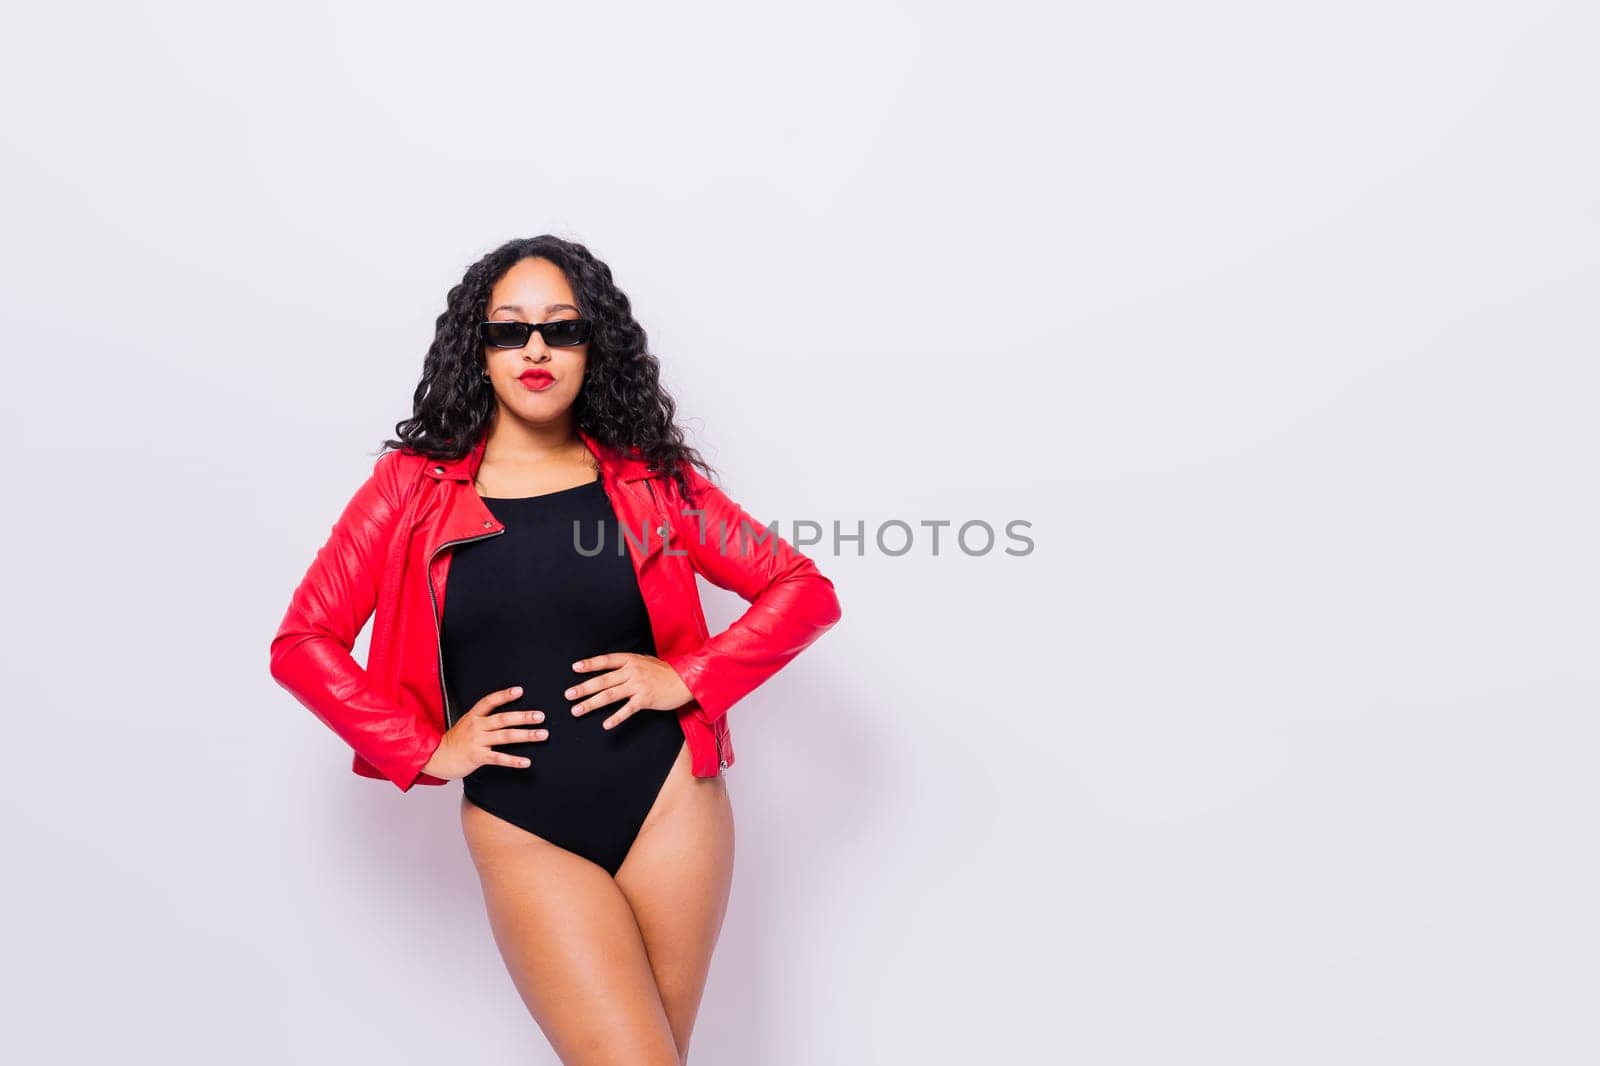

{"left": 481, "top": 371, "right": 491, "bottom": 382}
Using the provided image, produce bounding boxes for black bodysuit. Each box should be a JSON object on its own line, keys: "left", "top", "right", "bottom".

{"left": 441, "top": 475, "right": 685, "bottom": 876}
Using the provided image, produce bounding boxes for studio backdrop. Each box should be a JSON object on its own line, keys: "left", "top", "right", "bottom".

{"left": 3, "top": 2, "right": 1594, "bottom": 1064}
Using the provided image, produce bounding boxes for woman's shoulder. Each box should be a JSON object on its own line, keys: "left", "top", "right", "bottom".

{"left": 655, "top": 456, "right": 728, "bottom": 518}
{"left": 369, "top": 446, "right": 431, "bottom": 506}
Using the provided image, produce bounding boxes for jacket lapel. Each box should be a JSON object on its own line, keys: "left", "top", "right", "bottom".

{"left": 418, "top": 427, "right": 662, "bottom": 561}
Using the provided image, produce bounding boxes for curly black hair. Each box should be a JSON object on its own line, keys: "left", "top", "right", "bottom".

{"left": 380, "top": 235, "right": 715, "bottom": 506}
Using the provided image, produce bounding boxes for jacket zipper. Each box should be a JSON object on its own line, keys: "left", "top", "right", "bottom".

{"left": 648, "top": 476, "right": 728, "bottom": 774}
{"left": 428, "top": 528, "right": 505, "bottom": 729}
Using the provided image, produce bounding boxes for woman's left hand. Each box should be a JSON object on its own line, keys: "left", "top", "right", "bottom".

{"left": 566, "top": 653, "right": 693, "bottom": 730}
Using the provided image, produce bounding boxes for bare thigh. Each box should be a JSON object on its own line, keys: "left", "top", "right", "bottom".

{"left": 460, "top": 799, "right": 679, "bottom": 1064}
{"left": 615, "top": 740, "right": 736, "bottom": 1060}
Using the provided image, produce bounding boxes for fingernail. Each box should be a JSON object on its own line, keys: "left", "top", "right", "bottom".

{"left": 511, "top": 686, "right": 523, "bottom": 696}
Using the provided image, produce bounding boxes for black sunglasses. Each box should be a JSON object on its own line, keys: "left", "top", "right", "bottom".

{"left": 478, "top": 318, "right": 593, "bottom": 349}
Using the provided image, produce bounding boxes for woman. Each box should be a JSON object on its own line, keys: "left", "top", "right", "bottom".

{"left": 268, "top": 235, "right": 842, "bottom": 1064}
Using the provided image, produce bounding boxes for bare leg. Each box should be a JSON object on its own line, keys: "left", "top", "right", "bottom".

{"left": 460, "top": 796, "right": 682, "bottom": 1065}
{"left": 615, "top": 740, "right": 737, "bottom": 1062}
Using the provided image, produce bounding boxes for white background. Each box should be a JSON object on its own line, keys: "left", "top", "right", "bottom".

{"left": 3, "top": 2, "right": 1595, "bottom": 1063}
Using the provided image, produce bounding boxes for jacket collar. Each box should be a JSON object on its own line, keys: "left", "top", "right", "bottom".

{"left": 420, "top": 425, "right": 657, "bottom": 484}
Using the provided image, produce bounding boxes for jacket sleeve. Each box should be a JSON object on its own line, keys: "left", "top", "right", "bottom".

{"left": 268, "top": 451, "right": 445, "bottom": 792}
{"left": 658, "top": 463, "right": 843, "bottom": 726}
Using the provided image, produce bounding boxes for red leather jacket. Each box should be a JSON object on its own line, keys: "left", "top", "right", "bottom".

{"left": 269, "top": 427, "right": 842, "bottom": 791}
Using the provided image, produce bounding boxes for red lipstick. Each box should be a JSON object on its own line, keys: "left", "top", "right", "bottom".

{"left": 519, "top": 369, "right": 555, "bottom": 391}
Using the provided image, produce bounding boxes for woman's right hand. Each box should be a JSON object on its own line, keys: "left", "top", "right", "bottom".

{"left": 422, "top": 685, "right": 547, "bottom": 781}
